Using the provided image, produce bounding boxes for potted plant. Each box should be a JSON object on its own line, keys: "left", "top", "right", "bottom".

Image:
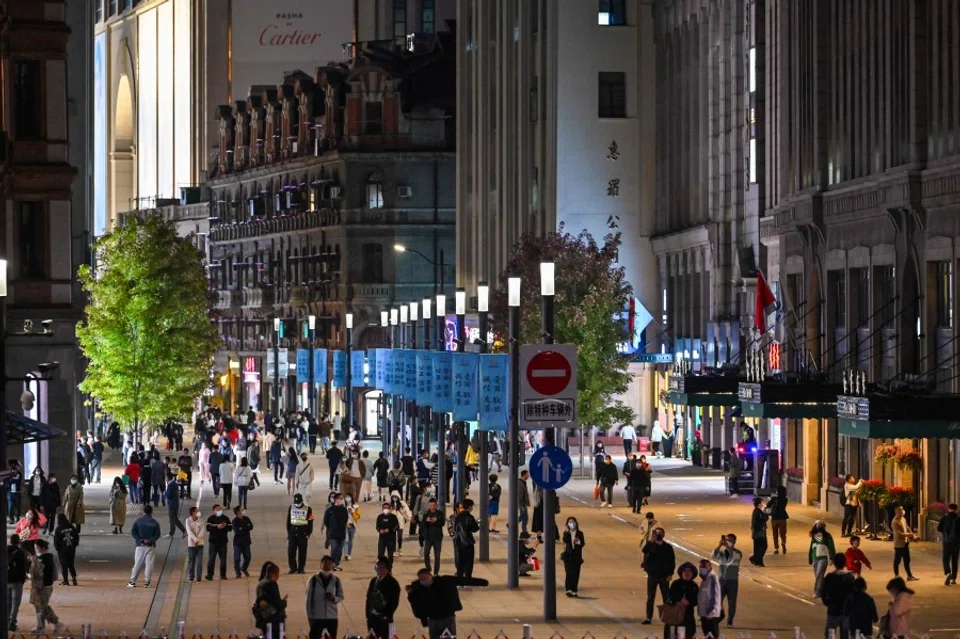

{"left": 858, "top": 479, "right": 887, "bottom": 540}
{"left": 879, "top": 485, "right": 917, "bottom": 535}
{"left": 785, "top": 467, "right": 804, "bottom": 502}
{"left": 875, "top": 444, "right": 900, "bottom": 466}
{"left": 896, "top": 450, "right": 923, "bottom": 473}
{"left": 827, "top": 476, "right": 846, "bottom": 512}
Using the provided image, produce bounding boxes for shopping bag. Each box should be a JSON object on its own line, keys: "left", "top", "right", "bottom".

{"left": 593, "top": 484, "right": 601, "bottom": 500}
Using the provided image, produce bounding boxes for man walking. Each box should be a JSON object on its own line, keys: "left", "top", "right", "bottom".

{"left": 29, "top": 539, "right": 62, "bottom": 634}
{"left": 326, "top": 443, "right": 343, "bottom": 491}
{"left": 185, "top": 507, "right": 205, "bottom": 583}
{"left": 749, "top": 496, "right": 769, "bottom": 567}
{"left": 163, "top": 472, "right": 187, "bottom": 538}
{"left": 713, "top": 533, "right": 742, "bottom": 627}
{"left": 640, "top": 527, "right": 675, "bottom": 625}
{"left": 307, "top": 556, "right": 344, "bottom": 639}
{"left": 7, "top": 534, "right": 28, "bottom": 631}
{"left": 376, "top": 501, "right": 401, "bottom": 562}
{"left": 208, "top": 446, "right": 224, "bottom": 497}
{"left": 232, "top": 505, "right": 254, "bottom": 578}
{"left": 453, "top": 499, "right": 480, "bottom": 578}
{"left": 597, "top": 455, "right": 619, "bottom": 508}
{"left": 287, "top": 492, "right": 314, "bottom": 574}
{"left": 620, "top": 423, "right": 637, "bottom": 456}
{"left": 420, "top": 498, "right": 445, "bottom": 574}
{"left": 518, "top": 470, "right": 531, "bottom": 538}
{"left": 937, "top": 502, "right": 959, "bottom": 585}
{"left": 406, "top": 569, "right": 489, "bottom": 639}
{"left": 205, "top": 503, "right": 231, "bottom": 580}
{"left": 91, "top": 438, "right": 104, "bottom": 484}
{"left": 127, "top": 504, "right": 162, "bottom": 587}
{"left": 176, "top": 448, "right": 194, "bottom": 498}
{"left": 365, "top": 557, "right": 400, "bottom": 639}
{"left": 323, "top": 494, "right": 349, "bottom": 569}
{"left": 821, "top": 553, "right": 855, "bottom": 639}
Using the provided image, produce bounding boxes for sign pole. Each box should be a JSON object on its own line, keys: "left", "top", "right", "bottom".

{"left": 421, "top": 298, "right": 433, "bottom": 459}
{"left": 346, "top": 313, "right": 354, "bottom": 439}
{"left": 507, "top": 277, "right": 521, "bottom": 589}
{"left": 454, "top": 288, "right": 467, "bottom": 505}
{"left": 540, "top": 262, "right": 557, "bottom": 621}
{"left": 477, "top": 282, "right": 491, "bottom": 562}
{"left": 435, "top": 294, "right": 448, "bottom": 513}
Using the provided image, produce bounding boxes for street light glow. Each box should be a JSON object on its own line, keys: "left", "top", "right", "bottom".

{"left": 394, "top": 244, "right": 407, "bottom": 252}
{"left": 0, "top": 259, "right": 7, "bottom": 297}
{"left": 508, "top": 277, "right": 521, "bottom": 307}
{"left": 477, "top": 281, "right": 489, "bottom": 312}
{"left": 422, "top": 297, "right": 432, "bottom": 319}
{"left": 409, "top": 301, "right": 419, "bottom": 322}
{"left": 400, "top": 305, "right": 408, "bottom": 323}
{"left": 380, "top": 310, "right": 389, "bottom": 327}
{"left": 540, "top": 262, "right": 555, "bottom": 296}
{"left": 436, "top": 294, "right": 447, "bottom": 316}
{"left": 273, "top": 317, "right": 280, "bottom": 332}
{"left": 455, "top": 288, "right": 466, "bottom": 315}
{"left": 390, "top": 308, "right": 398, "bottom": 326}
{"left": 308, "top": 314, "right": 316, "bottom": 330}
{"left": 346, "top": 313, "right": 354, "bottom": 329}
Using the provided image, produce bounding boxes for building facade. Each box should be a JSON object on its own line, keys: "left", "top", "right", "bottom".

{"left": 761, "top": 0, "right": 960, "bottom": 509}
{"left": 204, "top": 36, "right": 455, "bottom": 432}
{"left": 2, "top": 0, "right": 92, "bottom": 476}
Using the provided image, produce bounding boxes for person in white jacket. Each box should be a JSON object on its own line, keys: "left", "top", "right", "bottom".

{"left": 184, "top": 507, "right": 205, "bottom": 583}
{"left": 697, "top": 558, "right": 723, "bottom": 638}
{"left": 297, "top": 453, "right": 315, "bottom": 504}
{"left": 306, "top": 555, "right": 344, "bottom": 639}
{"left": 234, "top": 457, "right": 253, "bottom": 510}
{"left": 219, "top": 456, "right": 236, "bottom": 509}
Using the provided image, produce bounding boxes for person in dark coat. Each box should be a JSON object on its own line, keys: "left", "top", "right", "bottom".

{"left": 844, "top": 576, "right": 879, "bottom": 639}
{"left": 750, "top": 497, "right": 770, "bottom": 567}
{"left": 561, "top": 516, "right": 586, "bottom": 596}
{"left": 406, "top": 569, "right": 489, "bottom": 639}
{"left": 453, "top": 499, "right": 480, "bottom": 578}
{"left": 665, "top": 562, "right": 699, "bottom": 639}
{"left": 366, "top": 556, "right": 401, "bottom": 639}
{"left": 53, "top": 514, "right": 79, "bottom": 586}
{"left": 326, "top": 443, "right": 345, "bottom": 491}
{"left": 642, "top": 527, "right": 676, "bottom": 625}
{"left": 628, "top": 457, "right": 651, "bottom": 514}
{"left": 39, "top": 475, "right": 62, "bottom": 535}
{"left": 254, "top": 561, "right": 287, "bottom": 638}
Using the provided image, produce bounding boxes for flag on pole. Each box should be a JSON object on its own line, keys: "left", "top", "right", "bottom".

{"left": 754, "top": 270, "right": 777, "bottom": 332}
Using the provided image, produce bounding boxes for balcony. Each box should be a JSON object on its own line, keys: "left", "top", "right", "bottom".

{"left": 346, "top": 282, "right": 438, "bottom": 303}
{"left": 214, "top": 290, "right": 233, "bottom": 310}
{"left": 241, "top": 286, "right": 274, "bottom": 309}
{"left": 289, "top": 286, "right": 310, "bottom": 308}
{"left": 209, "top": 209, "right": 342, "bottom": 243}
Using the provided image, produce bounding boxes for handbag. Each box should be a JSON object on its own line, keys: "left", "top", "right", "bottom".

{"left": 526, "top": 556, "right": 540, "bottom": 571}
{"left": 878, "top": 613, "right": 891, "bottom": 638}
{"left": 593, "top": 485, "right": 601, "bottom": 500}
{"left": 658, "top": 602, "right": 686, "bottom": 626}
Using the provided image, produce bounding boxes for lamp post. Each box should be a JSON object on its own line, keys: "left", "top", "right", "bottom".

{"left": 380, "top": 310, "right": 389, "bottom": 445}
{"left": 507, "top": 276, "right": 521, "bottom": 588}
{"left": 409, "top": 301, "right": 419, "bottom": 457}
{"left": 454, "top": 287, "right": 467, "bottom": 503}
{"left": 394, "top": 244, "right": 445, "bottom": 295}
{"left": 541, "top": 261, "right": 558, "bottom": 621}
{"left": 0, "top": 258, "right": 8, "bottom": 628}
{"left": 435, "top": 293, "right": 447, "bottom": 512}
{"left": 399, "top": 304, "right": 409, "bottom": 458}
{"left": 308, "top": 314, "right": 316, "bottom": 416}
{"left": 421, "top": 297, "right": 433, "bottom": 456}
{"left": 477, "top": 281, "right": 491, "bottom": 562}
{"left": 388, "top": 308, "right": 399, "bottom": 456}
{"left": 346, "top": 312, "right": 354, "bottom": 439}
{"left": 273, "top": 316, "right": 281, "bottom": 417}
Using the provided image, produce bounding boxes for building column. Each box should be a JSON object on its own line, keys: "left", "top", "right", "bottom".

{"left": 801, "top": 418, "right": 821, "bottom": 505}
{"left": 819, "top": 419, "right": 838, "bottom": 510}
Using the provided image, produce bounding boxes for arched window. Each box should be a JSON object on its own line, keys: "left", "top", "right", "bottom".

{"left": 366, "top": 172, "right": 384, "bottom": 209}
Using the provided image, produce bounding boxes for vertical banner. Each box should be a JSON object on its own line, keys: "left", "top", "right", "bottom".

{"left": 332, "top": 350, "right": 347, "bottom": 388}
{"left": 478, "top": 354, "right": 509, "bottom": 431}
{"left": 266, "top": 349, "right": 276, "bottom": 380}
{"left": 351, "top": 350, "right": 366, "bottom": 387}
{"left": 368, "top": 349, "right": 379, "bottom": 388}
{"left": 452, "top": 352, "right": 479, "bottom": 421}
{"left": 313, "top": 348, "right": 328, "bottom": 384}
{"left": 432, "top": 352, "right": 453, "bottom": 413}
{"left": 417, "top": 351, "right": 434, "bottom": 406}
{"left": 278, "top": 348, "right": 289, "bottom": 378}
{"left": 296, "top": 349, "right": 310, "bottom": 383}
{"left": 383, "top": 349, "right": 395, "bottom": 394}
{"left": 396, "top": 350, "right": 412, "bottom": 397}
{"left": 405, "top": 350, "right": 418, "bottom": 399}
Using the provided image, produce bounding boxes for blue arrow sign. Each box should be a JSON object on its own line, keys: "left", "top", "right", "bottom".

{"left": 528, "top": 445, "right": 574, "bottom": 490}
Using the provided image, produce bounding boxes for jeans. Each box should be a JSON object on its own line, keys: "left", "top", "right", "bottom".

{"left": 130, "top": 546, "right": 156, "bottom": 584}
{"left": 272, "top": 457, "right": 282, "bottom": 482}
{"left": 328, "top": 537, "right": 344, "bottom": 565}
{"left": 645, "top": 575, "right": 669, "bottom": 620}
{"left": 8, "top": 582, "right": 24, "bottom": 628}
{"left": 842, "top": 504, "right": 858, "bottom": 537}
{"left": 519, "top": 507, "right": 529, "bottom": 534}
{"left": 943, "top": 542, "right": 959, "bottom": 579}
{"left": 309, "top": 619, "right": 338, "bottom": 639}
{"left": 772, "top": 519, "right": 788, "bottom": 551}
{"left": 308, "top": 435, "right": 317, "bottom": 454}
{"left": 237, "top": 486, "right": 249, "bottom": 509}
{"left": 207, "top": 542, "right": 228, "bottom": 578}
{"left": 321, "top": 436, "right": 330, "bottom": 451}
{"left": 168, "top": 508, "right": 186, "bottom": 536}
{"left": 288, "top": 535, "right": 308, "bottom": 572}
{"left": 813, "top": 558, "right": 828, "bottom": 596}
{"left": 377, "top": 535, "right": 396, "bottom": 562}
{"left": 894, "top": 546, "right": 913, "bottom": 577}
{"left": 345, "top": 527, "right": 356, "bottom": 556}
{"left": 624, "top": 439, "right": 633, "bottom": 456}
{"left": 720, "top": 579, "right": 739, "bottom": 624}
{"left": 427, "top": 617, "right": 456, "bottom": 639}
{"left": 600, "top": 484, "right": 613, "bottom": 504}
{"left": 233, "top": 543, "right": 251, "bottom": 574}
{"left": 825, "top": 614, "right": 850, "bottom": 639}
{"left": 7, "top": 491, "right": 21, "bottom": 522}
{"left": 186, "top": 546, "right": 204, "bottom": 581}
{"left": 221, "top": 484, "right": 233, "bottom": 508}
{"left": 423, "top": 536, "right": 442, "bottom": 574}
{"left": 90, "top": 459, "right": 102, "bottom": 483}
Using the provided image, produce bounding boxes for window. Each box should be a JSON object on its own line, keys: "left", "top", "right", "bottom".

{"left": 393, "top": 0, "right": 407, "bottom": 39}
{"left": 108, "top": 0, "right": 117, "bottom": 16}
{"left": 832, "top": 275, "right": 846, "bottom": 328}
{"left": 936, "top": 261, "right": 953, "bottom": 328}
{"left": 529, "top": 78, "right": 538, "bottom": 122}
{"left": 421, "top": 0, "right": 435, "bottom": 33}
{"left": 361, "top": 244, "right": 385, "bottom": 282}
{"left": 17, "top": 201, "right": 47, "bottom": 279}
{"left": 598, "top": 72, "right": 626, "bottom": 118}
{"left": 95, "top": 0, "right": 103, "bottom": 22}
{"left": 14, "top": 61, "right": 43, "bottom": 139}
{"left": 365, "top": 101, "right": 383, "bottom": 135}
{"left": 366, "top": 173, "right": 384, "bottom": 209}
{"left": 598, "top": 0, "right": 626, "bottom": 25}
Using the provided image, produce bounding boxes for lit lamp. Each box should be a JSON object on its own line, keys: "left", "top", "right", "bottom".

{"left": 435, "top": 293, "right": 446, "bottom": 350}
{"left": 539, "top": 261, "right": 558, "bottom": 619}
{"left": 345, "top": 312, "right": 354, "bottom": 432}
{"left": 0, "top": 259, "right": 7, "bottom": 297}
{"left": 476, "top": 280, "right": 491, "bottom": 562}
{"left": 506, "top": 275, "right": 521, "bottom": 589}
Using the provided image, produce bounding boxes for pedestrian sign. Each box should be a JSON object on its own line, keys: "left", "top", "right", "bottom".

{"left": 528, "top": 445, "right": 573, "bottom": 490}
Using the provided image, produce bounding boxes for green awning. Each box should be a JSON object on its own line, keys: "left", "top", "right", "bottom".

{"left": 742, "top": 402, "right": 838, "bottom": 419}
{"left": 668, "top": 392, "right": 739, "bottom": 408}
{"left": 839, "top": 417, "right": 960, "bottom": 440}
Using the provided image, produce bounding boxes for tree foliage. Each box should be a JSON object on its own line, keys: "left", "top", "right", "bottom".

{"left": 490, "top": 227, "right": 636, "bottom": 430}
{"left": 77, "top": 213, "right": 220, "bottom": 430}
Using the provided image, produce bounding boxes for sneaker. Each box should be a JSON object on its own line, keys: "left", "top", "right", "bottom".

{"left": 163, "top": 534, "right": 172, "bottom": 539}
{"left": 641, "top": 619, "right": 652, "bottom": 625}
{"left": 236, "top": 572, "right": 243, "bottom": 579}
{"left": 396, "top": 551, "right": 403, "bottom": 556}
{"left": 243, "top": 570, "right": 250, "bottom": 577}
{"left": 946, "top": 575, "right": 952, "bottom": 585}
{"left": 205, "top": 575, "right": 214, "bottom": 581}
{"left": 774, "top": 549, "right": 780, "bottom": 555}
{"left": 127, "top": 581, "right": 136, "bottom": 588}
{"left": 181, "top": 532, "right": 188, "bottom": 539}
{"left": 599, "top": 502, "right": 607, "bottom": 507}
{"left": 565, "top": 590, "right": 573, "bottom": 597}
{"left": 344, "top": 554, "right": 351, "bottom": 561}
{"left": 952, "top": 578, "right": 957, "bottom": 585}
{"left": 144, "top": 582, "right": 151, "bottom": 588}
{"left": 571, "top": 591, "right": 579, "bottom": 597}
{"left": 334, "top": 566, "right": 342, "bottom": 571}
{"left": 907, "top": 575, "right": 919, "bottom": 581}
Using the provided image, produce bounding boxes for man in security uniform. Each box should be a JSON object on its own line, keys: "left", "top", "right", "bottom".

{"left": 286, "top": 492, "right": 314, "bottom": 573}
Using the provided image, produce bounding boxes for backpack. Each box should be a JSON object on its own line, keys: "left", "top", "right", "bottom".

{"left": 489, "top": 483, "right": 502, "bottom": 501}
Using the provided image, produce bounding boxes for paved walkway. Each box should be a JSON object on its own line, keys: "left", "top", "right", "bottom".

{"left": 9, "top": 444, "right": 960, "bottom": 637}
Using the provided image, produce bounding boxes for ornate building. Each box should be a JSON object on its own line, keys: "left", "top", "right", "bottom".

{"left": 206, "top": 35, "right": 455, "bottom": 429}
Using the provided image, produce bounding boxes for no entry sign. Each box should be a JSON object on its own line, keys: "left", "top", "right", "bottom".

{"left": 519, "top": 344, "right": 578, "bottom": 429}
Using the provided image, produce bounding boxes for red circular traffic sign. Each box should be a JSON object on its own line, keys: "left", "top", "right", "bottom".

{"left": 526, "top": 350, "right": 572, "bottom": 396}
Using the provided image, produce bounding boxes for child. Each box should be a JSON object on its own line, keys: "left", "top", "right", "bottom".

{"left": 844, "top": 577, "right": 879, "bottom": 639}
{"left": 845, "top": 535, "right": 872, "bottom": 574}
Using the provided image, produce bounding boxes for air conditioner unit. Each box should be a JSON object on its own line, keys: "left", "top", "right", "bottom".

{"left": 397, "top": 185, "right": 413, "bottom": 199}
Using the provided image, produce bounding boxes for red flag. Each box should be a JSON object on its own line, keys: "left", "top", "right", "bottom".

{"left": 754, "top": 270, "right": 776, "bottom": 332}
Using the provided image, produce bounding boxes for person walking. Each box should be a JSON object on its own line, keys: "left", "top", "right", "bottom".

{"left": 6, "top": 460, "right": 23, "bottom": 525}
{"left": 406, "top": 569, "right": 489, "bottom": 639}
{"left": 768, "top": 485, "right": 789, "bottom": 554}
{"left": 453, "top": 499, "right": 479, "bottom": 578}
{"left": 487, "top": 474, "right": 502, "bottom": 533}
{"left": 597, "top": 455, "right": 619, "bottom": 508}
{"left": 176, "top": 448, "right": 194, "bottom": 498}
{"left": 323, "top": 494, "right": 349, "bottom": 569}
{"left": 8, "top": 534, "right": 29, "bottom": 630}
{"left": 885, "top": 577, "right": 914, "bottom": 638}
{"left": 199, "top": 442, "right": 212, "bottom": 487}
{"left": 344, "top": 495, "right": 360, "bottom": 561}
{"left": 297, "top": 452, "right": 316, "bottom": 504}
{"left": 150, "top": 453, "right": 165, "bottom": 506}
{"left": 109, "top": 477, "right": 128, "bottom": 535}
{"left": 809, "top": 520, "right": 837, "bottom": 597}
{"left": 842, "top": 475, "right": 863, "bottom": 537}
{"left": 697, "top": 558, "right": 723, "bottom": 639}
{"left": 518, "top": 470, "right": 531, "bottom": 537}
{"left": 285, "top": 447, "right": 300, "bottom": 495}
{"left": 420, "top": 498, "right": 445, "bottom": 574}
{"left": 163, "top": 473, "right": 187, "bottom": 539}
{"left": 891, "top": 506, "right": 919, "bottom": 581}
{"left": 373, "top": 451, "right": 390, "bottom": 500}
{"left": 127, "top": 504, "right": 162, "bottom": 588}
{"left": 376, "top": 501, "right": 401, "bottom": 562}
{"left": 269, "top": 436, "right": 283, "bottom": 485}
{"left": 845, "top": 535, "right": 872, "bottom": 575}
{"left": 39, "top": 474, "right": 61, "bottom": 535}
{"left": 749, "top": 497, "right": 769, "bottom": 567}
{"left": 822, "top": 553, "right": 855, "bottom": 639}
{"left": 209, "top": 446, "right": 224, "bottom": 497}
{"left": 306, "top": 555, "right": 344, "bottom": 639}
{"left": 232, "top": 505, "right": 254, "bottom": 578}
{"left": 235, "top": 457, "right": 253, "bottom": 509}
{"left": 936, "top": 502, "right": 959, "bottom": 585}
{"left": 665, "top": 562, "right": 699, "bottom": 639}
{"left": 91, "top": 438, "right": 105, "bottom": 484}
{"left": 205, "top": 503, "right": 231, "bottom": 581}
{"left": 340, "top": 458, "right": 361, "bottom": 504}
{"left": 63, "top": 475, "right": 85, "bottom": 534}
{"left": 651, "top": 421, "right": 665, "bottom": 457}
{"left": 326, "top": 443, "right": 345, "bottom": 492}
{"left": 641, "top": 527, "right": 676, "bottom": 624}
{"left": 185, "top": 507, "right": 205, "bottom": 583}
{"left": 287, "top": 493, "right": 314, "bottom": 574}
{"left": 844, "top": 576, "right": 879, "bottom": 639}
{"left": 28, "top": 539, "right": 62, "bottom": 634}
{"left": 620, "top": 423, "right": 637, "bottom": 456}
{"left": 727, "top": 448, "right": 743, "bottom": 496}
{"left": 365, "top": 556, "right": 401, "bottom": 639}
{"left": 253, "top": 561, "right": 288, "bottom": 639}
{"left": 53, "top": 514, "right": 79, "bottom": 586}
{"left": 219, "top": 455, "right": 236, "bottom": 510}
{"left": 713, "top": 533, "right": 742, "bottom": 627}
{"left": 561, "top": 516, "right": 585, "bottom": 597}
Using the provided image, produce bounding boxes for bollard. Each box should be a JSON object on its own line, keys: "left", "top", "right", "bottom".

{"left": 278, "top": 623, "right": 284, "bottom": 639}
{"left": 523, "top": 624, "right": 532, "bottom": 639}
{"left": 177, "top": 622, "right": 185, "bottom": 639}
{"left": 794, "top": 628, "right": 802, "bottom": 639}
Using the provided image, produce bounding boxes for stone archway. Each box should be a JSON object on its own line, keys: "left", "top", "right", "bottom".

{"left": 111, "top": 42, "right": 137, "bottom": 223}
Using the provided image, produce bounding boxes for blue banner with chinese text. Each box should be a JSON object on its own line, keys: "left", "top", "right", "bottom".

{"left": 296, "top": 349, "right": 310, "bottom": 383}
{"left": 452, "top": 352, "right": 479, "bottom": 421}
{"left": 432, "top": 352, "right": 453, "bottom": 413}
{"left": 332, "top": 350, "right": 347, "bottom": 388}
{"left": 478, "top": 354, "right": 509, "bottom": 431}
{"left": 313, "top": 348, "right": 328, "bottom": 384}
{"left": 351, "top": 350, "right": 366, "bottom": 387}
{"left": 417, "top": 351, "right": 434, "bottom": 406}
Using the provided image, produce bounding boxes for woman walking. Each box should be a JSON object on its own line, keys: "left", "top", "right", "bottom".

{"left": 234, "top": 457, "right": 253, "bottom": 509}
{"left": 109, "top": 477, "right": 128, "bottom": 534}
{"left": 561, "top": 516, "right": 585, "bottom": 597}
{"left": 768, "top": 485, "right": 789, "bottom": 554}
{"left": 842, "top": 474, "right": 863, "bottom": 537}
{"left": 664, "top": 562, "right": 699, "bottom": 639}
{"left": 344, "top": 495, "right": 360, "bottom": 561}
{"left": 285, "top": 447, "right": 299, "bottom": 496}
{"left": 63, "top": 475, "right": 85, "bottom": 534}
{"left": 374, "top": 452, "right": 390, "bottom": 501}
{"left": 53, "top": 514, "right": 79, "bottom": 586}
{"left": 26, "top": 468, "right": 45, "bottom": 512}
{"left": 885, "top": 576, "right": 914, "bottom": 638}
{"left": 809, "top": 520, "right": 836, "bottom": 597}
{"left": 254, "top": 561, "right": 287, "bottom": 639}
{"left": 199, "top": 442, "right": 212, "bottom": 486}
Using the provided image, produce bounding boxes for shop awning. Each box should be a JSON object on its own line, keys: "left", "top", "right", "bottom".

{"left": 739, "top": 381, "right": 841, "bottom": 419}
{"left": 668, "top": 373, "right": 739, "bottom": 407}
{"left": 5, "top": 411, "right": 66, "bottom": 445}
{"left": 668, "top": 392, "right": 739, "bottom": 408}
{"left": 838, "top": 417, "right": 960, "bottom": 440}
{"left": 742, "top": 402, "right": 837, "bottom": 419}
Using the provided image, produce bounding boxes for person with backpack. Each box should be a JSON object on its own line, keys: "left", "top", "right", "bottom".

{"left": 767, "top": 485, "right": 790, "bottom": 554}
{"left": 53, "top": 514, "right": 79, "bottom": 586}
{"left": 749, "top": 497, "right": 769, "bottom": 567}
{"left": 406, "top": 568, "right": 489, "bottom": 639}
{"left": 7, "top": 534, "right": 29, "bottom": 630}
{"left": 306, "top": 555, "right": 344, "bottom": 639}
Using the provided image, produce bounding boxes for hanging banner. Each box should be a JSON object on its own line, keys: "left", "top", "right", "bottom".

{"left": 382, "top": 349, "right": 395, "bottom": 394}
{"left": 296, "top": 349, "right": 310, "bottom": 383}
{"left": 432, "top": 352, "right": 453, "bottom": 413}
{"left": 368, "top": 349, "right": 380, "bottom": 388}
{"left": 479, "top": 354, "right": 509, "bottom": 431}
{"left": 313, "top": 348, "right": 328, "bottom": 384}
{"left": 332, "top": 350, "right": 347, "bottom": 388}
{"left": 351, "top": 350, "right": 366, "bottom": 387}
{"left": 266, "top": 349, "right": 276, "bottom": 380}
{"left": 417, "top": 351, "right": 434, "bottom": 407}
{"left": 452, "top": 352, "right": 479, "bottom": 421}
{"left": 278, "top": 348, "right": 289, "bottom": 378}
{"left": 396, "top": 349, "right": 413, "bottom": 398}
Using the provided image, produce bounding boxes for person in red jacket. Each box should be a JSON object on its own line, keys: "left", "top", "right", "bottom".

{"left": 844, "top": 535, "right": 872, "bottom": 575}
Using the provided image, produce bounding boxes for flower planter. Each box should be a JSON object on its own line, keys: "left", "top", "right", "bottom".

{"left": 787, "top": 476, "right": 803, "bottom": 504}
{"left": 827, "top": 487, "right": 845, "bottom": 514}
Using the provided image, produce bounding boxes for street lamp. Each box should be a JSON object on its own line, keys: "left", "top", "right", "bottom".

{"left": 380, "top": 310, "right": 389, "bottom": 343}
{"left": 477, "top": 281, "right": 491, "bottom": 562}
{"left": 346, "top": 312, "right": 354, "bottom": 436}
{"left": 435, "top": 291, "right": 447, "bottom": 511}
{"left": 454, "top": 287, "right": 467, "bottom": 503}
{"left": 507, "top": 276, "right": 521, "bottom": 589}
{"left": 272, "top": 316, "right": 281, "bottom": 416}
{"left": 540, "top": 261, "right": 558, "bottom": 621}
{"left": 308, "top": 314, "right": 316, "bottom": 416}
{"left": 409, "top": 301, "right": 419, "bottom": 348}
{"left": 394, "top": 243, "right": 445, "bottom": 295}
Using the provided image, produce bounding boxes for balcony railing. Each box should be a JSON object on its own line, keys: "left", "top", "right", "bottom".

{"left": 210, "top": 209, "right": 342, "bottom": 243}
{"left": 240, "top": 286, "right": 275, "bottom": 309}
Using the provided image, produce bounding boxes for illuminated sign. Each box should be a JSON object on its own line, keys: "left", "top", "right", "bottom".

{"left": 769, "top": 342, "right": 781, "bottom": 371}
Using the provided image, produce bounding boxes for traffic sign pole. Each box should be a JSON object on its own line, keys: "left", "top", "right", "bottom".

{"left": 477, "top": 285, "right": 491, "bottom": 563}
{"left": 541, "top": 272, "right": 557, "bottom": 622}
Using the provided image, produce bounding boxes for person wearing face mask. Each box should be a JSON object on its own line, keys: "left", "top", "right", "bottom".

{"left": 697, "top": 558, "right": 722, "bottom": 638}
{"left": 885, "top": 576, "right": 914, "bottom": 638}
{"left": 27, "top": 468, "right": 46, "bottom": 513}
{"left": 406, "top": 568, "right": 490, "bottom": 639}
{"left": 628, "top": 457, "right": 650, "bottom": 514}
{"left": 365, "top": 557, "right": 401, "bottom": 638}
{"left": 561, "top": 517, "right": 586, "bottom": 597}
{"left": 306, "top": 556, "right": 344, "bottom": 639}
{"left": 63, "top": 474, "right": 85, "bottom": 534}
{"left": 376, "top": 502, "right": 401, "bottom": 562}
{"left": 344, "top": 495, "right": 360, "bottom": 561}
{"left": 53, "top": 513, "right": 79, "bottom": 586}
{"left": 750, "top": 496, "right": 769, "bottom": 567}
{"left": 420, "top": 497, "right": 446, "bottom": 574}
{"left": 39, "top": 473, "right": 61, "bottom": 535}
{"left": 712, "top": 533, "right": 742, "bottom": 627}
{"left": 487, "top": 474, "right": 502, "bottom": 533}
{"left": 6, "top": 460, "right": 23, "bottom": 524}
{"left": 453, "top": 499, "right": 480, "bottom": 578}
{"left": 641, "top": 527, "right": 676, "bottom": 625}
{"left": 809, "top": 520, "right": 837, "bottom": 597}
{"left": 232, "top": 505, "right": 255, "bottom": 578}
{"left": 127, "top": 504, "right": 161, "bottom": 588}
{"left": 323, "top": 494, "right": 349, "bottom": 569}
{"left": 287, "top": 493, "right": 314, "bottom": 574}
{"left": 219, "top": 455, "right": 236, "bottom": 510}
{"left": 185, "top": 507, "right": 205, "bottom": 583}
{"left": 297, "top": 452, "right": 316, "bottom": 504}
{"left": 663, "top": 562, "right": 699, "bottom": 639}
{"left": 205, "top": 503, "right": 231, "bottom": 581}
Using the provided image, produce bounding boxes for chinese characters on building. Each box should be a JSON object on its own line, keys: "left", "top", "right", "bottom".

{"left": 606, "top": 139, "right": 620, "bottom": 197}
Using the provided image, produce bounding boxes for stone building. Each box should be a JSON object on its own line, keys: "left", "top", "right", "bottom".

{"left": 205, "top": 35, "right": 455, "bottom": 433}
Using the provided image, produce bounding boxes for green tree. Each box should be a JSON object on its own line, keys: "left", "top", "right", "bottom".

{"left": 77, "top": 213, "right": 220, "bottom": 434}
{"left": 490, "top": 227, "right": 636, "bottom": 431}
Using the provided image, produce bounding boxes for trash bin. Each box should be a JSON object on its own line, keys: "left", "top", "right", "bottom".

{"left": 711, "top": 447, "right": 722, "bottom": 469}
